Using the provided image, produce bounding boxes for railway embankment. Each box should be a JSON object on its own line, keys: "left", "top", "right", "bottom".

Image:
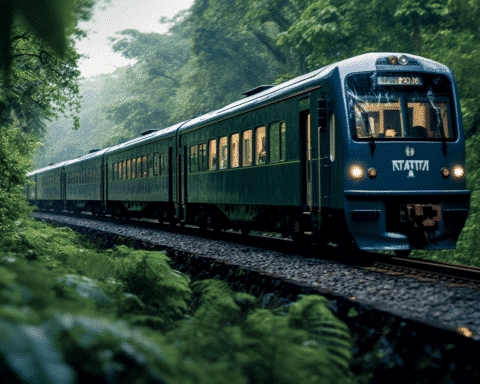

{"left": 31, "top": 211, "right": 480, "bottom": 383}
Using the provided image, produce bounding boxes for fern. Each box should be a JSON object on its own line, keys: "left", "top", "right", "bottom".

{"left": 166, "top": 279, "right": 356, "bottom": 384}
{"left": 288, "top": 295, "right": 353, "bottom": 371}
{"left": 111, "top": 247, "right": 191, "bottom": 327}
{"left": 240, "top": 295, "right": 355, "bottom": 384}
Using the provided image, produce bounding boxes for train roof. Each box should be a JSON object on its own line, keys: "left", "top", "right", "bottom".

{"left": 178, "top": 64, "right": 336, "bottom": 133}
{"left": 27, "top": 160, "right": 70, "bottom": 177}
{"left": 63, "top": 147, "right": 110, "bottom": 168}
{"left": 28, "top": 124, "right": 180, "bottom": 174}
{"left": 334, "top": 52, "right": 451, "bottom": 77}
{"left": 104, "top": 123, "right": 181, "bottom": 156}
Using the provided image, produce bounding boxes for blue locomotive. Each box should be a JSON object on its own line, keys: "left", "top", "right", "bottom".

{"left": 26, "top": 53, "right": 470, "bottom": 253}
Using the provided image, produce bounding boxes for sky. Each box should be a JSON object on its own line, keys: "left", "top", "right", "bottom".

{"left": 75, "top": 0, "right": 194, "bottom": 78}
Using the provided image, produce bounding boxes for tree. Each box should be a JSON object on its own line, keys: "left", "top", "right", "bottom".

{"left": 0, "top": 0, "right": 96, "bottom": 135}
{"left": 105, "top": 29, "right": 191, "bottom": 137}
{"left": 0, "top": 0, "right": 96, "bottom": 231}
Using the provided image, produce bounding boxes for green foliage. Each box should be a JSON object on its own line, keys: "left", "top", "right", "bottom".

{"left": 0, "top": 0, "right": 69, "bottom": 78}
{"left": 167, "top": 288, "right": 355, "bottom": 384}
{"left": 0, "top": 0, "right": 96, "bottom": 138}
{"left": 110, "top": 246, "right": 191, "bottom": 328}
{"left": 0, "top": 123, "right": 37, "bottom": 238}
{"left": 0, "top": 217, "right": 358, "bottom": 383}
{"left": 412, "top": 130, "right": 480, "bottom": 266}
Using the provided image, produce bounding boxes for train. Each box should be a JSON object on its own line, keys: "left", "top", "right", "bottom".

{"left": 25, "top": 52, "right": 471, "bottom": 254}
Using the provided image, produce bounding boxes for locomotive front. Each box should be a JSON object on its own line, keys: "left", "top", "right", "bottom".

{"left": 341, "top": 54, "right": 470, "bottom": 251}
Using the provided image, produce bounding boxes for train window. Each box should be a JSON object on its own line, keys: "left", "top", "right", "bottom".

{"left": 198, "top": 143, "right": 207, "bottom": 171}
{"left": 209, "top": 139, "right": 217, "bottom": 170}
{"left": 125, "top": 159, "right": 130, "bottom": 180}
{"left": 118, "top": 162, "right": 122, "bottom": 180}
{"left": 230, "top": 133, "right": 240, "bottom": 168}
{"left": 190, "top": 145, "right": 198, "bottom": 173}
{"left": 160, "top": 152, "right": 166, "bottom": 175}
{"left": 269, "top": 122, "right": 286, "bottom": 163}
{"left": 131, "top": 158, "right": 136, "bottom": 179}
{"left": 346, "top": 73, "right": 455, "bottom": 141}
{"left": 148, "top": 154, "right": 153, "bottom": 177}
{"left": 142, "top": 156, "right": 148, "bottom": 178}
{"left": 255, "top": 127, "right": 266, "bottom": 165}
{"left": 330, "top": 113, "right": 335, "bottom": 162}
{"left": 219, "top": 136, "right": 228, "bottom": 169}
{"left": 242, "top": 130, "right": 252, "bottom": 166}
{"left": 154, "top": 153, "right": 159, "bottom": 176}
{"left": 137, "top": 157, "right": 142, "bottom": 178}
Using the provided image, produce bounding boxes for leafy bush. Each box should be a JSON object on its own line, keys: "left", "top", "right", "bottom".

{"left": 110, "top": 246, "right": 191, "bottom": 328}
{"left": 0, "top": 123, "right": 37, "bottom": 242}
{"left": 167, "top": 282, "right": 355, "bottom": 384}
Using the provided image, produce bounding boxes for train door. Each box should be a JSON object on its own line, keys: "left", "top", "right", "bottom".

{"left": 183, "top": 145, "right": 188, "bottom": 208}
{"left": 176, "top": 144, "right": 187, "bottom": 221}
{"left": 102, "top": 157, "right": 107, "bottom": 214}
{"left": 61, "top": 168, "right": 66, "bottom": 210}
{"left": 318, "top": 95, "right": 333, "bottom": 209}
{"left": 168, "top": 147, "right": 173, "bottom": 201}
{"left": 300, "top": 110, "right": 312, "bottom": 208}
{"left": 299, "top": 98, "right": 312, "bottom": 209}
{"left": 176, "top": 151, "right": 182, "bottom": 220}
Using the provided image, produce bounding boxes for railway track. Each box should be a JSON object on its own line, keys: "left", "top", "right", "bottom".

{"left": 362, "top": 256, "right": 480, "bottom": 289}
{"left": 33, "top": 210, "right": 480, "bottom": 289}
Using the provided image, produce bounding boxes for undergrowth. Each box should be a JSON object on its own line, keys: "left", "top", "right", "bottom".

{"left": 0, "top": 217, "right": 362, "bottom": 383}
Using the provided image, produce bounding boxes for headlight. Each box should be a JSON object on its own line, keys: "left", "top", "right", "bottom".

{"left": 398, "top": 55, "right": 409, "bottom": 65}
{"left": 441, "top": 167, "right": 450, "bottom": 179}
{"left": 349, "top": 165, "right": 364, "bottom": 180}
{"left": 367, "top": 168, "right": 377, "bottom": 179}
{"left": 453, "top": 166, "right": 465, "bottom": 179}
{"left": 387, "top": 55, "right": 398, "bottom": 65}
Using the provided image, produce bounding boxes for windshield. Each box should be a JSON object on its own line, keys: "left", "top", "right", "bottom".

{"left": 346, "top": 73, "right": 456, "bottom": 141}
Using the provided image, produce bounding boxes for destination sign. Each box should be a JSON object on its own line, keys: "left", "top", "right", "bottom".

{"left": 377, "top": 76, "right": 423, "bottom": 86}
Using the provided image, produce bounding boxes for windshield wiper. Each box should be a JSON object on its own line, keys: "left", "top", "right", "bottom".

{"left": 355, "top": 101, "right": 376, "bottom": 155}
{"left": 427, "top": 92, "right": 447, "bottom": 155}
